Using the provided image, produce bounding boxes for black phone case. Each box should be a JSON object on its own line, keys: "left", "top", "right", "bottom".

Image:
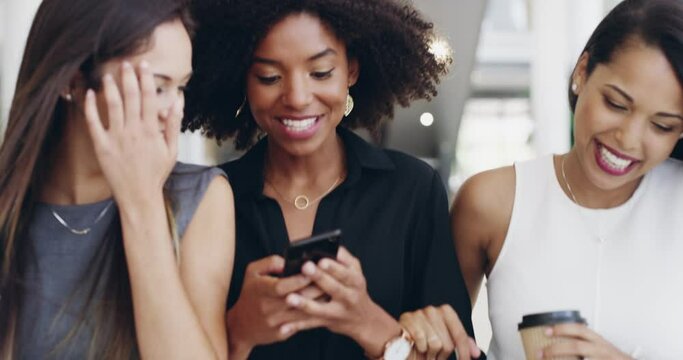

{"left": 281, "top": 229, "right": 342, "bottom": 277}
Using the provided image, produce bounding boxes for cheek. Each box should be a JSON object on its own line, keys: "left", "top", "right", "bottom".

{"left": 644, "top": 134, "right": 678, "bottom": 164}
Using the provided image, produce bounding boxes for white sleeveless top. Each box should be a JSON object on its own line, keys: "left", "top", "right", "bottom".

{"left": 486, "top": 155, "right": 683, "bottom": 360}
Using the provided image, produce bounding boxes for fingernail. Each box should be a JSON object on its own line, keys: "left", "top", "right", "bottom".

{"left": 319, "top": 259, "right": 330, "bottom": 270}
{"left": 103, "top": 74, "right": 113, "bottom": 83}
{"left": 544, "top": 327, "right": 553, "bottom": 337}
{"left": 302, "top": 262, "right": 316, "bottom": 275}
{"left": 122, "top": 61, "right": 132, "bottom": 70}
{"left": 139, "top": 60, "right": 149, "bottom": 69}
{"left": 536, "top": 350, "right": 543, "bottom": 359}
{"left": 280, "top": 324, "right": 292, "bottom": 335}
{"left": 286, "top": 294, "right": 301, "bottom": 307}
{"left": 86, "top": 89, "right": 94, "bottom": 98}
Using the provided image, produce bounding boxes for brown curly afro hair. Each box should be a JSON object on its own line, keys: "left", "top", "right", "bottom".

{"left": 183, "top": 0, "right": 450, "bottom": 150}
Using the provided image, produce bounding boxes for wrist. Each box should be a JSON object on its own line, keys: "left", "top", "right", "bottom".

{"left": 354, "top": 304, "right": 402, "bottom": 358}
{"left": 116, "top": 190, "right": 165, "bottom": 219}
{"left": 226, "top": 309, "right": 253, "bottom": 360}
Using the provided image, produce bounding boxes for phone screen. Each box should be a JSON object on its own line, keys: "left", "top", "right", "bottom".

{"left": 281, "top": 229, "right": 341, "bottom": 277}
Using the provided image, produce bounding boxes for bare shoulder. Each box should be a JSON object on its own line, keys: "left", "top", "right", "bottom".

{"left": 453, "top": 166, "right": 515, "bottom": 223}
{"left": 451, "top": 165, "right": 516, "bottom": 251}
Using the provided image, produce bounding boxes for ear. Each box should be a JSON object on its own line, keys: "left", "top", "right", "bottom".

{"left": 572, "top": 52, "right": 589, "bottom": 93}
{"left": 347, "top": 57, "right": 359, "bottom": 87}
{"left": 59, "top": 72, "right": 88, "bottom": 104}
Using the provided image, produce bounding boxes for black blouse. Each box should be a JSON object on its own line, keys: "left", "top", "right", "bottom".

{"left": 223, "top": 127, "right": 474, "bottom": 359}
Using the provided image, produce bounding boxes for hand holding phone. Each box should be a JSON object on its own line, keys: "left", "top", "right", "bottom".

{"left": 281, "top": 229, "right": 341, "bottom": 277}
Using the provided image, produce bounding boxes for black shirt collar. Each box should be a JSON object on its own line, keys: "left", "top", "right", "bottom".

{"left": 226, "top": 127, "right": 395, "bottom": 200}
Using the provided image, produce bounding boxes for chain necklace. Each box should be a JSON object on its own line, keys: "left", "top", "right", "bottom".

{"left": 51, "top": 200, "right": 114, "bottom": 235}
{"left": 560, "top": 154, "right": 580, "bottom": 205}
{"left": 561, "top": 154, "right": 611, "bottom": 243}
{"left": 265, "top": 175, "right": 343, "bottom": 210}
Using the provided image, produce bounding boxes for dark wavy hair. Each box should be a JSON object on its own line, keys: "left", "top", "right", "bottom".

{"left": 184, "top": 0, "right": 449, "bottom": 150}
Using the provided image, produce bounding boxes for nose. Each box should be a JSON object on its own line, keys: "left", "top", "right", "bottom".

{"left": 281, "top": 75, "right": 313, "bottom": 110}
{"left": 614, "top": 114, "right": 645, "bottom": 151}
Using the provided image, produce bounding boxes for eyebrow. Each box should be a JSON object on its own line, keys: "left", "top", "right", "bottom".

{"left": 153, "top": 72, "right": 193, "bottom": 83}
{"left": 606, "top": 84, "right": 683, "bottom": 121}
{"left": 253, "top": 48, "right": 337, "bottom": 65}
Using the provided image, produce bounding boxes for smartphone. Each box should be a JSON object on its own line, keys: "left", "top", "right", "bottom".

{"left": 281, "top": 229, "right": 342, "bottom": 277}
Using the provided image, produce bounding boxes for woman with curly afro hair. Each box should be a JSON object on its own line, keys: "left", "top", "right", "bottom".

{"left": 185, "top": 0, "right": 481, "bottom": 359}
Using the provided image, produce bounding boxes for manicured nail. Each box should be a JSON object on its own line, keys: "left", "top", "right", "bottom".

{"left": 319, "top": 259, "right": 330, "bottom": 270}
{"left": 286, "top": 294, "right": 301, "bottom": 307}
{"left": 302, "top": 262, "right": 316, "bottom": 275}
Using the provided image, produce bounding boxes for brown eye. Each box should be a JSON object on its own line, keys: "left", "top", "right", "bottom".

{"left": 256, "top": 75, "right": 280, "bottom": 85}
{"left": 604, "top": 96, "right": 627, "bottom": 111}
{"left": 311, "top": 69, "right": 334, "bottom": 80}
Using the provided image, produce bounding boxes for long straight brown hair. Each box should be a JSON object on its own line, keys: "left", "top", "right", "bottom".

{"left": 0, "top": 0, "right": 193, "bottom": 357}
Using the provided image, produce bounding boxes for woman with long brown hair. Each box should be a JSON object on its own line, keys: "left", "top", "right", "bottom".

{"left": 0, "top": 0, "right": 234, "bottom": 358}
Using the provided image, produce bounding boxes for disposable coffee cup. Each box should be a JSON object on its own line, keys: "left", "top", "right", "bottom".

{"left": 518, "top": 310, "right": 586, "bottom": 360}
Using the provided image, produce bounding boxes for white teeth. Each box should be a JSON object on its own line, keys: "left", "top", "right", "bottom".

{"left": 281, "top": 117, "right": 317, "bottom": 132}
{"left": 599, "top": 144, "right": 633, "bottom": 171}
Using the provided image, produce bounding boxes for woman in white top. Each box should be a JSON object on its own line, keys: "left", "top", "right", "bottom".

{"left": 399, "top": 0, "right": 683, "bottom": 358}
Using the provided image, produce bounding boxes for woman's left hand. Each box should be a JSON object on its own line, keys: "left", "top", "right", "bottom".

{"left": 281, "top": 247, "right": 402, "bottom": 358}
{"left": 84, "top": 61, "right": 182, "bottom": 207}
{"left": 540, "top": 323, "right": 633, "bottom": 359}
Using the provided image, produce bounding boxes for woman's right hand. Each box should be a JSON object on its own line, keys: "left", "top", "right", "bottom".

{"left": 399, "top": 305, "right": 481, "bottom": 360}
{"left": 226, "top": 255, "right": 317, "bottom": 359}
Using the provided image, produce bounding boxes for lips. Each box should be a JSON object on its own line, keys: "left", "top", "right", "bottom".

{"left": 594, "top": 140, "right": 640, "bottom": 176}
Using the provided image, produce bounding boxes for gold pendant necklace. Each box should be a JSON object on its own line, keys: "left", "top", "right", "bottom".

{"left": 266, "top": 175, "right": 343, "bottom": 210}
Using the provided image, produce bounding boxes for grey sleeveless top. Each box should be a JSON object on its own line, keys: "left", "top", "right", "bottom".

{"left": 15, "top": 162, "right": 225, "bottom": 359}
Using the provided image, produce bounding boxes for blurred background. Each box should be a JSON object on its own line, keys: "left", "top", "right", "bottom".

{"left": 0, "top": 0, "right": 624, "bottom": 351}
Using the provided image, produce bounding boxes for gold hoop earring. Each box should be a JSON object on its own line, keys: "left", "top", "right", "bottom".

{"left": 235, "top": 97, "right": 247, "bottom": 118}
{"left": 344, "top": 93, "right": 354, "bottom": 117}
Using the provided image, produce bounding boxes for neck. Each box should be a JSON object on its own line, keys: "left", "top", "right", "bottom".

{"left": 558, "top": 150, "right": 641, "bottom": 209}
{"left": 40, "top": 108, "right": 112, "bottom": 205}
{"left": 264, "top": 134, "right": 346, "bottom": 187}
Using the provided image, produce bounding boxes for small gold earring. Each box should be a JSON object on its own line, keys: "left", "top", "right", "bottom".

{"left": 344, "top": 93, "right": 354, "bottom": 117}
{"left": 235, "top": 97, "right": 246, "bottom": 118}
{"left": 62, "top": 93, "right": 73, "bottom": 102}
{"left": 571, "top": 83, "right": 578, "bottom": 94}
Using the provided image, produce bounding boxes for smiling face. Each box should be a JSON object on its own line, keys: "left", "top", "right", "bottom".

{"left": 246, "top": 12, "right": 359, "bottom": 157}
{"left": 571, "top": 38, "right": 683, "bottom": 193}
{"left": 92, "top": 18, "right": 193, "bottom": 130}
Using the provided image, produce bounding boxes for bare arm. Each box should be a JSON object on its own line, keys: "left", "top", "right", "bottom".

{"left": 84, "top": 61, "right": 230, "bottom": 358}
{"left": 179, "top": 175, "right": 235, "bottom": 359}
{"left": 451, "top": 166, "right": 515, "bottom": 304}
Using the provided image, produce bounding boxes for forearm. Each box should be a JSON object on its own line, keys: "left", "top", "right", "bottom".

{"left": 119, "top": 192, "right": 218, "bottom": 359}
{"left": 351, "top": 302, "right": 402, "bottom": 358}
{"left": 226, "top": 308, "right": 253, "bottom": 360}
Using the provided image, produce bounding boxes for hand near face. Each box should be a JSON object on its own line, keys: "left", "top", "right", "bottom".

{"left": 400, "top": 305, "right": 480, "bottom": 360}
{"left": 84, "top": 61, "right": 181, "bottom": 206}
{"left": 540, "top": 323, "right": 633, "bottom": 360}
{"left": 280, "top": 247, "right": 402, "bottom": 357}
{"left": 226, "top": 255, "right": 317, "bottom": 358}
